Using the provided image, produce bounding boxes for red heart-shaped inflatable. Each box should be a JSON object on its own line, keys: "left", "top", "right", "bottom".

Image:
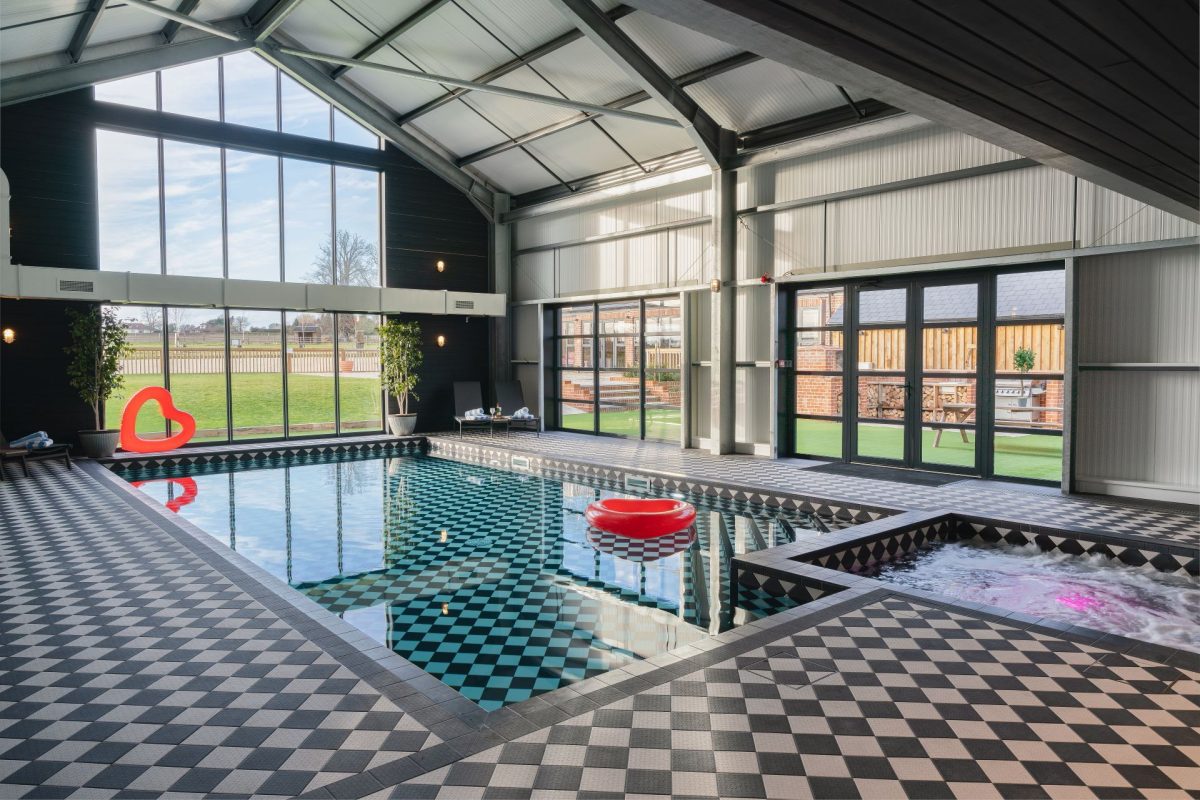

{"left": 130, "top": 476, "right": 198, "bottom": 513}
{"left": 120, "top": 386, "right": 197, "bottom": 453}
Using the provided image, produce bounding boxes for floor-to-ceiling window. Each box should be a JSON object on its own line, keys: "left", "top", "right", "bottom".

{"left": 793, "top": 288, "right": 845, "bottom": 459}
{"left": 550, "top": 298, "right": 681, "bottom": 440}
{"left": 93, "top": 54, "right": 384, "bottom": 444}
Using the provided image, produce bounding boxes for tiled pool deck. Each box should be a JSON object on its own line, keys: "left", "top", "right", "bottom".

{"left": 0, "top": 433, "right": 1196, "bottom": 799}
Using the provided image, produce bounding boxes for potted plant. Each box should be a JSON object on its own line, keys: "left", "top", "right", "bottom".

{"left": 1012, "top": 346, "right": 1036, "bottom": 406}
{"left": 379, "top": 319, "right": 423, "bottom": 436}
{"left": 65, "top": 306, "right": 131, "bottom": 458}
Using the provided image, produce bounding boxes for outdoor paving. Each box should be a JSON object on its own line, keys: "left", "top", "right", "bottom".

{"left": 0, "top": 439, "right": 1197, "bottom": 799}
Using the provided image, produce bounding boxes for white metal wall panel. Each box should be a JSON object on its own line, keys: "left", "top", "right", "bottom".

{"left": 514, "top": 176, "right": 710, "bottom": 249}
{"left": 556, "top": 231, "right": 669, "bottom": 296}
{"left": 514, "top": 251, "right": 555, "bottom": 302}
{"left": 736, "top": 204, "right": 824, "bottom": 280}
{"left": 673, "top": 223, "right": 714, "bottom": 287}
{"left": 1075, "top": 370, "right": 1200, "bottom": 490}
{"left": 346, "top": 47, "right": 447, "bottom": 116}
{"left": 454, "top": 0, "right": 576, "bottom": 56}
{"left": 1075, "top": 180, "right": 1200, "bottom": 247}
{"left": 734, "top": 285, "right": 771, "bottom": 362}
{"left": 737, "top": 125, "right": 1022, "bottom": 209}
{"left": 734, "top": 366, "right": 771, "bottom": 445}
{"left": 274, "top": 0, "right": 376, "bottom": 57}
{"left": 0, "top": 15, "right": 77, "bottom": 61}
{"left": 392, "top": 3, "right": 514, "bottom": 86}
{"left": 512, "top": 303, "right": 541, "bottom": 361}
{"left": 686, "top": 60, "right": 845, "bottom": 132}
{"left": 467, "top": 66, "right": 580, "bottom": 137}
{"left": 826, "top": 166, "right": 1073, "bottom": 269}
{"left": 1077, "top": 246, "right": 1200, "bottom": 364}
{"left": 617, "top": 11, "right": 742, "bottom": 77}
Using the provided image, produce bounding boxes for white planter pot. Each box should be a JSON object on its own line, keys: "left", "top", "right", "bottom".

{"left": 388, "top": 413, "right": 417, "bottom": 436}
{"left": 78, "top": 429, "right": 120, "bottom": 458}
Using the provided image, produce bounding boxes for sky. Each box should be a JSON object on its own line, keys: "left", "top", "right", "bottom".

{"left": 95, "top": 53, "right": 380, "bottom": 284}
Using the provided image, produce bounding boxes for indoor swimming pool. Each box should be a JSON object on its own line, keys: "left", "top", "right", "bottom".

{"left": 122, "top": 452, "right": 837, "bottom": 708}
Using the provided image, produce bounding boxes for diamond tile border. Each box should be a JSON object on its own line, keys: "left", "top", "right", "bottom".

{"left": 102, "top": 436, "right": 427, "bottom": 474}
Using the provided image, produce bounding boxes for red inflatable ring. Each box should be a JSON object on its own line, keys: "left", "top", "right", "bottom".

{"left": 585, "top": 498, "right": 697, "bottom": 539}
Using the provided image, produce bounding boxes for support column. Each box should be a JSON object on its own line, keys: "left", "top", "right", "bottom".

{"left": 710, "top": 169, "right": 736, "bottom": 454}
{"left": 489, "top": 193, "right": 512, "bottom": 391}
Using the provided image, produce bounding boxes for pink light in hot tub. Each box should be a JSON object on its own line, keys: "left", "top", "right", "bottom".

{"left": 1056, "top": 592, "right": 1102, "bottom": 612}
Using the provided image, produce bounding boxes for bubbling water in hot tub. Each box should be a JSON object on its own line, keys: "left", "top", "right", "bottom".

{"left": 872, "top": 541, "right": 1200, "bottom": 653}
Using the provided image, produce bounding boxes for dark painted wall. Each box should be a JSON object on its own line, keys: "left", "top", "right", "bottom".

{"left": 384, "top": 143, "right": 490, "bottom": 293}
{"left": 1, "top": 90, "right": 98, "bottom": 443}
{"left": 388, "top": 313, "right": 490, "bottom": 433}
{"left": 0, "top": 89, "right": 491, "bottom": 443}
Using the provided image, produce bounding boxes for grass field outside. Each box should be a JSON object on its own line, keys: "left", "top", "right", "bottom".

{"left": 110, "top": 373, "right": 382, "bottom": 441}
{"left": 560, "top": 407, "right": 681, "bottom": 442}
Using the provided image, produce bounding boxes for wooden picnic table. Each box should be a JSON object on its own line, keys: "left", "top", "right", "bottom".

{"left": 933, "top": 402, "right": 1064, "bottom": 446}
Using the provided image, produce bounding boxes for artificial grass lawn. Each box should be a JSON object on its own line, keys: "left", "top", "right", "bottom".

{"left": 795, "top": 418, "right": 1063, "bottom": 481}
{"left": 109, "top": 373, "right": 381, "bottom": 441}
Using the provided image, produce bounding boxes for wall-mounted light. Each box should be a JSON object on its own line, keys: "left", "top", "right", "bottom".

{"left": 709, "top": 278, "right": 721, "bottom": 293}
{"left": 436, "top": 334, "right": 445, "bottom": 347}
{"left": 436, "top": 260, "right": 445, "bottom": 273}
{"left": 1, "top": 328, "right": 14, "bottom": 344}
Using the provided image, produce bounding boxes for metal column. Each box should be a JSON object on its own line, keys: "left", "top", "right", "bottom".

{"left": 710, "top": 169, "right": 736, "bottom": 454}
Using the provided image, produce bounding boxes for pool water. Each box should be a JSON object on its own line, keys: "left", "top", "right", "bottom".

{"left": 872, "top": 541, "right": 1200, "bottom": 653}
{"left": 123, "top": 452, "right": 834, "bottom": 708}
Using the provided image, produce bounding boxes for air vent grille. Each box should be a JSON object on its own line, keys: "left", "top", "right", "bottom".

{"left": 453, "top": 300, "right": 475, "bottom": 310}
{"left": 58, "top": 279, "right": 95, "bottom": 293}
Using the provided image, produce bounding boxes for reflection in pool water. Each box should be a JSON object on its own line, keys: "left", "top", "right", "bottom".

{"left": 125, "top": 453, "right": 836, "bottom": 708}
{"left": 872, "top": 541, "right": 1200, "bottom": 653}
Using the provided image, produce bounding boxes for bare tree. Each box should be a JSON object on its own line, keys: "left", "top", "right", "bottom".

{"left": 308, "top": 229, "right": 379, "bottom": 288}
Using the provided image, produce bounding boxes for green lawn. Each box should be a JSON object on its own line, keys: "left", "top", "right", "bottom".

{"left": 561, "top": 408, "right": 681, "bottom": 441}
{"left": 795, "top": 418, "right": 1062, "bottom": 481}
{"left": 110, "top": 373, "right": 381, "bottom": 441}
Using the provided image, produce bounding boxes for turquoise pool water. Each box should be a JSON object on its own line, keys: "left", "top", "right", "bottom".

{"left": 123, "top": 452, "right": 836, "bottom": 708}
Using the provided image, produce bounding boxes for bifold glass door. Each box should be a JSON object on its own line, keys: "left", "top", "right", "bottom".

{"left": 788, "top": 268, "right": 1063, "bottom": 483}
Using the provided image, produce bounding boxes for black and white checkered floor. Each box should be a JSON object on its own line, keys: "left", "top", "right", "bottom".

{"left": 1, "top": 443, "right": 1197, "bottom": 799}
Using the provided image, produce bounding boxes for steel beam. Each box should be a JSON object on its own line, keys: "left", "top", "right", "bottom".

{"left": 2, "top": 35, "right": 252, "bottom": 107}
{"left": 67, "top": 0, "right": 107, "bottom": 63}
{"left": 162, "top": 0, "right": 201, "bottom": 44}
{"left": 330, "top": 0, "right": 448, "bottom": 80}
{"left": 118, "top": 0, "right": 242, "bottom": 41}
{"left": 552, "top": 0, "right": 731, "bottom": 168}
{"left": 259, "top": 42, "right": 498, "bottom": 219}
{"left": 458, "top": 51, "right": 759, "bottom": 166}
{"left": 709, "top": 169, "right": 736, "bottom": 454}
{"left": 398, "top": 5, "right": 636, "bottom": 125}
{"left": 276, "top": 46, "right": 680, "bottom": 126}
{"left": 736, "top": 98, "right": 899, "bottom": 151}
{"left": 249, "top": 0, "right": 306, "bottom": 42}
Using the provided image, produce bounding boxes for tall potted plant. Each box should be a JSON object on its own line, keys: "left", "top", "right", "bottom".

{"left": 1012, "top": 346, "right": 1036, "bottom": 404}
{"left": 65, "top": 306, "right": 131, "bottom": 457}
{"left": 379, "top": 319, "right": 423, "bottom": 436}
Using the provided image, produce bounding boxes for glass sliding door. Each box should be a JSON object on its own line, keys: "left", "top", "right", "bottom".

{"left": 793, "top": 288, "right": 845, "bottom": 459}
{"left": 554, "top": 305, "right": 594, "bottom": 432}
{"left": 992, "top": 270, "right": 1065, "bottom": 482}
{"left": 853, "top": 287, "right": 908, "bottom": 462}
{"left": 167, "top": 307, "right": 228, "bottom": 441}
{"left": 918, "top": 281, "right": 981, "bottom": 472}
{"left": 106, "top": 305, "right": 167, "bottom": 440}
{"left": 337, "top": 314, "right": 383, "bottom": 433}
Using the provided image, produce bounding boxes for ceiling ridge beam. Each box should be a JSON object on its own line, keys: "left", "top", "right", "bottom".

{"left": 552, "top": 0, "right": 732, "bottom": 168}
{"left": 259, "top": 41, "right": 499, "bottom": 219}
{"left": 249, "top": 0, "right": 306, "bottom": 42}
{"left": 330, "top": 0, "right": 449, "bottom": 80}
{"left": 275, "top": 46, "right": 681, "bottom": 126}
{"left": 67, "top": 0, "right": 107, "bottom": 63}
{"left": 397, "top": 4, "right": 636, "bottom": 126}
{"left": 162, "top": 0, "right": 201, "bottom": 44}
{"left": 456, "top": 51, "right": 759, "bottom": 167}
